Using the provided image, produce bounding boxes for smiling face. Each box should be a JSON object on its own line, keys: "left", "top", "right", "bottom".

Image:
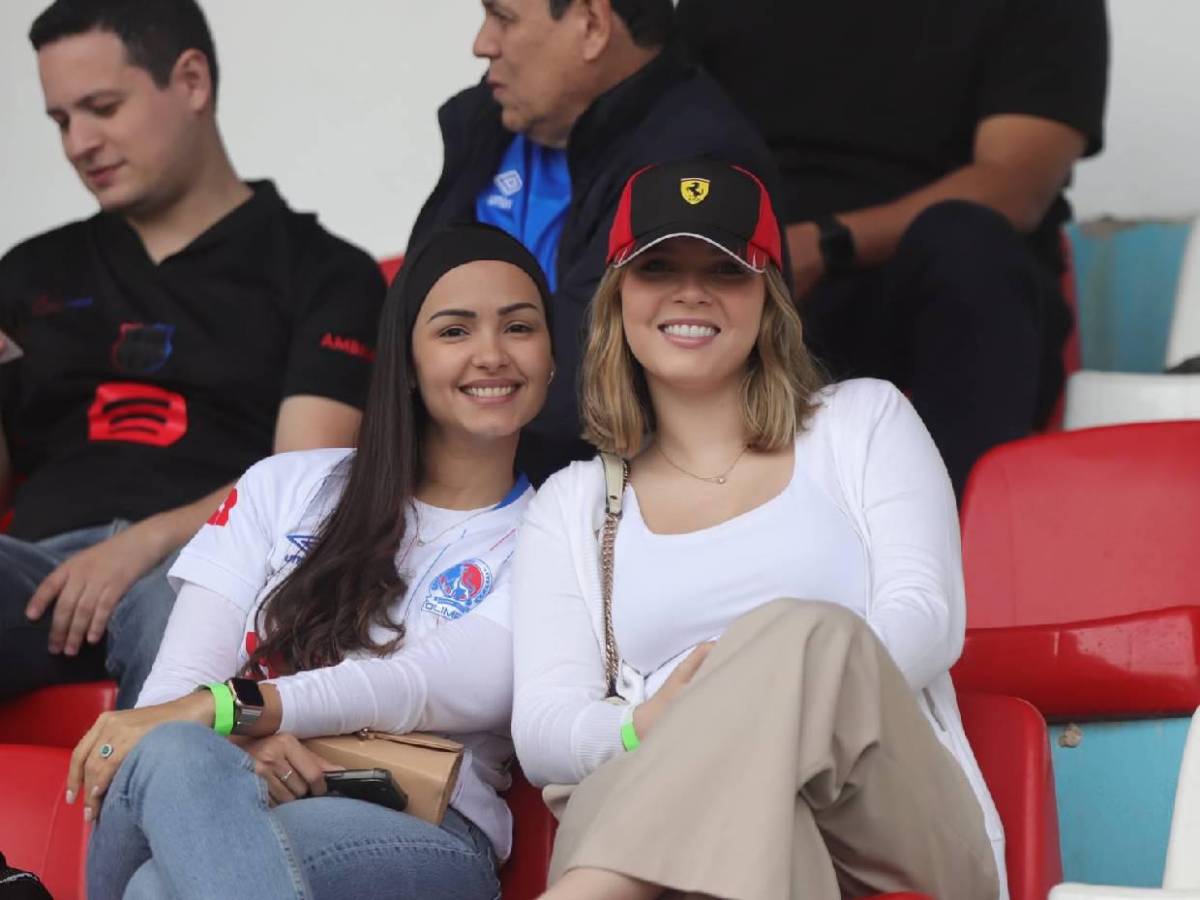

{"left": 473, "top": 0, "right": 596, "bottom": 147}
{"left": 619, "top": 237, "right": 766, "bottom": 395}
{"left": 37, "top": 30, "right": 209, "bottom": 215}
{"left": 411, "top": 259, "right": 553, "bottom": 446}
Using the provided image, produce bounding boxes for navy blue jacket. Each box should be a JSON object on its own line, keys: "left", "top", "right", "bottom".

{"left": 409, "top": 45, "right": 783, "bottom": 482}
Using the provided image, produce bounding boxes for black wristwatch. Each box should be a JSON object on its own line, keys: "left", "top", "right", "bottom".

{"left": 814, "top": 215, "right": 857, "bottom": 275}
{"left": 226, "top": 677, "right": 265, "bottom": 735}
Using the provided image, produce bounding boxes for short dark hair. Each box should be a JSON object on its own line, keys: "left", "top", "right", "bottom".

{"left": 548, "top": 0, "right": 674, "bottom": 47}
{"left": 29, "top": 0, "right": 220, "bottom": 99}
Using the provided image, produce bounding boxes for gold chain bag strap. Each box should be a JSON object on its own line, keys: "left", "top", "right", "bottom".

{"left": 537, "top": 452, "right": 632, "bottom": 821}
{"left": 599, "top": 451, "right": 629, "bottom": 700}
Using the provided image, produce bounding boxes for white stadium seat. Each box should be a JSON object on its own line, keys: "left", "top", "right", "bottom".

{"left": 1166, "top": 225, "right": 1200, "bottom": 369}
{"left": 1063, "top": 222, "right": 1200, "bottom": 430}
{"left": 1063, "top": 371, "right": 1200, "bottom": 430}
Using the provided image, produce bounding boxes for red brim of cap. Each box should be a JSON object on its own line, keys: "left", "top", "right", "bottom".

{"left": 609, "top": 226, "right": 773, "bottom": 273}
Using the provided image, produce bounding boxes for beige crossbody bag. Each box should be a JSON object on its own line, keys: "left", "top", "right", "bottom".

{"left": 304, "top": 730, "right": 464, "bottom": 825}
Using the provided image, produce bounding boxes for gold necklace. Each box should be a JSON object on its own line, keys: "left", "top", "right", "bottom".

{"left": 656, "top": 442, "right": 749, "bottom": 485}
{"left": 413, "top": 506, "right": 492, "bottom": 547}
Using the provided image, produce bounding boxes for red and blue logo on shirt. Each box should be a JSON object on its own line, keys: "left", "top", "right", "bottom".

{"left": 112, "top": 322, "right": 175, "bottom": 374}
{"left": 422, "top": 559, "right": 494, "bottom": 621}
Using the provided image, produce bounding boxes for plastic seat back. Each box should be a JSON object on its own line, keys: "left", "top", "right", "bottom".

{"left": 500, "top": 767, "right": 555, "bottom": 898}
{"left": 379, "top": 255, "right": 404, "bottom": 286}
{"left": 0, "top": 745, "right": 87, "bottom": 900}
{"left": 959, "top": 693, "right": 1062, "bottom": 900}
{"left": 0, "top": 681, "right": 117, "bottom": 749}
{"left": 960, "top": 421, "right": 1200, "bottom": 628}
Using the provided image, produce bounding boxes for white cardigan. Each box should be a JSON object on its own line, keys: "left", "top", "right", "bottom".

{"left": 511, "top": 378, "right": 1007, "bottom": 896}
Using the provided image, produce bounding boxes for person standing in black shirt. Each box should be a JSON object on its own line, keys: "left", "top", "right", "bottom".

{"left": 0, "top": 0, "right": 385, "bottom": 708}
{"left": 678, "top": 0, "right": 1109, "bottom": 496}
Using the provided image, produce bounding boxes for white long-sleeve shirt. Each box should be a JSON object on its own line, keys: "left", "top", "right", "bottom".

{"left": 510, "top": 378, "right": 1008, "bottom": 897}
{"left": 138, "top": 447, "right": 530, "bottom": 859}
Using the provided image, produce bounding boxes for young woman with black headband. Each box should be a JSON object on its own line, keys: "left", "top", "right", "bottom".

{"left": 70, "top": 224, "right": 554, "bottom": 900}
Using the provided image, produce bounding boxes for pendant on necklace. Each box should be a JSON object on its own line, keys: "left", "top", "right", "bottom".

{"left": 712, "top": 476, "right": 727, "bottom": 485}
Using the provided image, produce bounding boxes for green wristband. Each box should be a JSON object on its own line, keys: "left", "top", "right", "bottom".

{"left": 621, "top": 719, "right": 641, "bottom": 752}
{"left": 205, "top": 682, "right": 235, "bottom": 737}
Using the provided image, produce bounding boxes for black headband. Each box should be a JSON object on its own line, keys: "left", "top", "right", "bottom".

{"left": 394, "top": 222, "right": 553, "bottom": 348}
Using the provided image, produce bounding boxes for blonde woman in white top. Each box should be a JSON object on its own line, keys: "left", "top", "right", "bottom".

{"left": 511, "top": 160, "right": 1005, "bottom": 900}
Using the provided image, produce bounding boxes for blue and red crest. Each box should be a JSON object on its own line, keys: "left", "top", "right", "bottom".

{"left": 423, "top": 559, "right": 494, "bottom": 621}
{"left": 112, "top": 322, "right": 175, "bottom": 374}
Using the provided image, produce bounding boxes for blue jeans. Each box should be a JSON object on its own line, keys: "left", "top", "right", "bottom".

{"left": 88, "top": 723, "right": 501, "bottom": 900}
{"left": 0, "top": 521, "right": 178, "bottom": 708}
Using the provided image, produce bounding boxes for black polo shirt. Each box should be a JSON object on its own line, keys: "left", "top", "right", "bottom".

{"left": 0, "top": 181, "right": 385, "bottom": 540}
{"left": 677, "top": 0, "right": 1109, "bottom": 273}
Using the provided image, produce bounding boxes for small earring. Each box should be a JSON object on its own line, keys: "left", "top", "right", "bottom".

{"left": 548, "top": 369, "right": 556, "bottom": 386}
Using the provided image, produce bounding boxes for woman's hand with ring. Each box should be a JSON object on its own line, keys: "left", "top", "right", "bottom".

{"left": 68, "top": 691, "right": 215, "bottom": 822}
{"left": 244, "top": 733, "right": 342, "bottom": 805}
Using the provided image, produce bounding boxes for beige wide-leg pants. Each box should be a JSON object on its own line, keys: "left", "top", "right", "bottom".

{"left": 545, "top": 599, "right": 999, "bottom": 900}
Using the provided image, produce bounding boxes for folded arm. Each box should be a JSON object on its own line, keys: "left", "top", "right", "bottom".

{"left": 790, "top": 114, "right": 1087, "bottom": 293}
{"left": 511, "top": 488, "right": 625, "bottom": 787}
{"left": 270, "top": 613, "right": 514, "bottom": 739}
{"left": 838, "top": 382, "right": 968, "bottom": 690}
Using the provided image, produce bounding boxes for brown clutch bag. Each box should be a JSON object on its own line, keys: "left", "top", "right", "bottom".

{"left": 304, "top": 731, "right": 464, "bottom": 824}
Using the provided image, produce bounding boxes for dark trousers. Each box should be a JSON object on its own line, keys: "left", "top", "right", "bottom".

{"left": 803, "top": 200, "right": 1070, "bottom": 498}
{"left": 0, "top": 521, "right": 179, "bottom": 709}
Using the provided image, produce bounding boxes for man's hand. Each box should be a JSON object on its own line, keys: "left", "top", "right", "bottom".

{"left": 25, "top": 521, "right": 169, "bottom": 656}
{"left": 785, "top": 222, "right": 826, "bottom": 301}
{"left": 244, "top": 733, "right": 343, "bottom": 806}
{"left": 632, "top": 641, "right": 715, "bottom": 740}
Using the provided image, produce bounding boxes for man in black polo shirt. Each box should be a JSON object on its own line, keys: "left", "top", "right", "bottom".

{"left": 0, "top": 0, "right": 385, "bottom": 707}
{"left": 678, "top": 0, "right": 1109, "bottom": 496}
{"left": 410, "top": 0, "right": 782, "bottom": 481}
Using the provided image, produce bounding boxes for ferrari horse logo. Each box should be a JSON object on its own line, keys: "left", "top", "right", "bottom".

{"left": 680, "top": 178, "right": 710, "bottom": 205}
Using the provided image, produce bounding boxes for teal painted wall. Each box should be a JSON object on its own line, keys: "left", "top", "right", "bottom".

{"left": 1050, "top": 717, "right": 1191, "bottom": 887}
{"left": 1067, "top": 221, "right": 1192, "bottom": 373}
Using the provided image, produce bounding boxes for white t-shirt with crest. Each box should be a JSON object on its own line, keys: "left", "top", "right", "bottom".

{"left": 139, "top": 447, "right": 530, "bottom": 859}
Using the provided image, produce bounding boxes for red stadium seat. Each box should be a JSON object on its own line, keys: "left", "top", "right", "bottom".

{"left": 0, "top": 744, "right": 88, "bottom": 900}
{"left": 954, "top": 421, "right": 1200, "bottom": 718}
{"left": 500, "top": 767, "right": 556, "bottom": 898}
{"left": 498, "top": 693, "right": 1053, "bottom": 900}
{"left": 379, "top": 255, "right": 404, "bottom": 286}
{"left": 960, "top": 694, "right": 1062, "bottom": 900}
{"left": 0, "top": 681, "right": 116, "bottom": 749}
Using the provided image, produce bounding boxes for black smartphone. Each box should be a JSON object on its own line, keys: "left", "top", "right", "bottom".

{"left": 324, "top": 768, "right": 408, "bottom": 812}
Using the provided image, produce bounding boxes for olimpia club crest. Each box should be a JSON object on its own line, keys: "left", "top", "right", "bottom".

{"left": 422, "top": 559, "right": 495, "bottom": 620}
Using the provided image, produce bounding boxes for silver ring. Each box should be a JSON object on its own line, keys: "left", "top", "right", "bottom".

{"left": 279, "top": 769, "right": 294, "bottom": 784}
{"left": 98, "top": 743, "right": 114, "bottom": 760}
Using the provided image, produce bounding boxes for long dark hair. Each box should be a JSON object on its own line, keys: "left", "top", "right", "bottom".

{"left": 247, "top": 281, "right": 420, "bottom": 674}
{"left": 247, "top": 224, "right": 552, "bottom": 675}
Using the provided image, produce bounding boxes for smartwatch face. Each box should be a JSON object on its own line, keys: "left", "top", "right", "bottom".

{"left": 230, "top": 678, "right": 265, "bottom": 707}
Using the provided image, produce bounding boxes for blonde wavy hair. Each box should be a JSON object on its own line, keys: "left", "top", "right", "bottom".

{"left": 581, "top": 263, "right": 825, "bottom": 457}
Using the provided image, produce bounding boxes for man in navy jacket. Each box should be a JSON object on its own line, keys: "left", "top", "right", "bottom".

{"left": 409, "top": 0, "right": 781, "bottom": 482}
